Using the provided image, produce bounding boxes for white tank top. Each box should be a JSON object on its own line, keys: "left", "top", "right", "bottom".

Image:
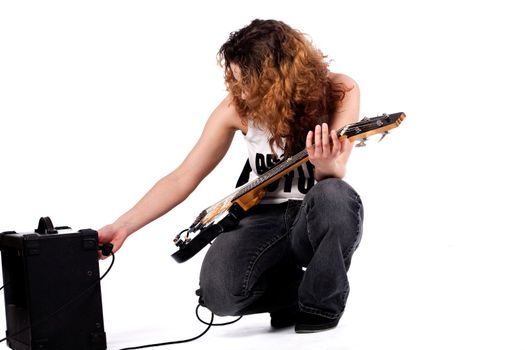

{"left": 243, "top": 122, "right": 316, "bottom": 204}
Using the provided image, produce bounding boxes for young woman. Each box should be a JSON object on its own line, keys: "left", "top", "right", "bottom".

{"left": 98, "top": 19, "right": 363, "bottom": 333}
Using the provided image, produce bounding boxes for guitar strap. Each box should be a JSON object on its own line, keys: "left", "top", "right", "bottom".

{"left": 235, "top": 158, "right": 252, "bottom": 188}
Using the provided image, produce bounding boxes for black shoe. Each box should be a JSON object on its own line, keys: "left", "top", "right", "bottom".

{"left": 295, "top": 312, "right": 340, "bottom": 333}
{"left": 270, "top": 305, "right": 298, "bottom": 329}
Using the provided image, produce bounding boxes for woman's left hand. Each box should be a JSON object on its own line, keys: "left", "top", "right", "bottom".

{"left": 306, "top": 123, "right": 349, "bottom": 180}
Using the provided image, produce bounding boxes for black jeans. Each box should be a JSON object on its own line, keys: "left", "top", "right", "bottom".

{"left": 198, "top": 178, "right": 363, "bottom": 320}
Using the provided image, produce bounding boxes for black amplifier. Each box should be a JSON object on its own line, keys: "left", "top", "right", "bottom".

{"left": 0, "top": 217, "right": 107, "bottom": 350}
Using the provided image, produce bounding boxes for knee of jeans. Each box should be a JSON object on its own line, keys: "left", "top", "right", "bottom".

{"left": 307, "top": 178, "right": 361, "bottom": 207}
{"left": 197, "top": 280, "right": 249, "bottom": 316}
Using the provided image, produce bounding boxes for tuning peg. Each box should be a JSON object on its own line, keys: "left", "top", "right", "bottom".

{"left": 356, "top": 138, "right": 367, "bottom": 147}
{"left": 378, "top": 131, "right": 389, "bottom": 142}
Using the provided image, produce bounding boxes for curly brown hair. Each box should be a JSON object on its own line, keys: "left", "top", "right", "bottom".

{"left": 218, "top": 19, "right": 349, "bottom": 157}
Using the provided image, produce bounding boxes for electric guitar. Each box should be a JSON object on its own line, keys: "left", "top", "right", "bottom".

{"left": 172, "top": 112, "right": 406, "bottom": 263}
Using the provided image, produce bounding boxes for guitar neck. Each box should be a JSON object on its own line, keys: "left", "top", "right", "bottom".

{"left": 232, "top": 148, "right": 310, "bottom": 201}
{"left": 227, "top": 112, "right": 405, "bottom": 205}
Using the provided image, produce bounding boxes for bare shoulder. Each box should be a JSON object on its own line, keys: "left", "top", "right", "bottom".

{"left": 209, "top": 93, "right": 246, "bottom": 134}
{"left": 328, "top": 72, "right": 358, "bottom": 92}
{"left": 328, "top": 72, "right": 360, "bottom": 126}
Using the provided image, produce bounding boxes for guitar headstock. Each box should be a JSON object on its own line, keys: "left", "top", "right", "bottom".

{"left": 338, "top": 112, "right": 405, "bottom": 147}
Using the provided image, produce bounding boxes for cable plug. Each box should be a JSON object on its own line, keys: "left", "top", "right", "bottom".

{"left": 99, "top": 243, "right": 114, "bottom": 257}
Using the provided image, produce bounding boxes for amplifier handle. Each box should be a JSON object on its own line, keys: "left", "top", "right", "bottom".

{"left": 35, "top": 217, "right": 57, "bottom": 234}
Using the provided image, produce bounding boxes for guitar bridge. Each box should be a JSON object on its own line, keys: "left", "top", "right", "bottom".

{"left": 173, "top": 229, "right": 190, "bottom": 247}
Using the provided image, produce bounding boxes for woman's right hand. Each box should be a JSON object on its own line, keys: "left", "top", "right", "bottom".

{"left": 97, "top": 223, "right": 130, "bottom": 259}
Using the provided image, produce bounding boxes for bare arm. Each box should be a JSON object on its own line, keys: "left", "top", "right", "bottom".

{"left": 306, "top": 74, "right": 360, "bottom": 181}
{"left": 98, "top": 95, "right": 242, "bottom": 254}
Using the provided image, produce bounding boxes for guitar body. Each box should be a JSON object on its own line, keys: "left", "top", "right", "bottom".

{"left": 172, "top": 112, "right": 406, "bottom": 263}
{"left": 172, "top": 187, "right": 267, "bottom": 262}
{"left": 235, "top": 188, "right": 267, "bottom": 211}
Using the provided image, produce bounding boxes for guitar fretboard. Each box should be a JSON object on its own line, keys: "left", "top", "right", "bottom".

{"left": 232, "top": 148, "right": 310, "bottom": 201}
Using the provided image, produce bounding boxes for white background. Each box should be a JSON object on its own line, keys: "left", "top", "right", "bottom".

{"left": 1, "top": 1, "right": 524, "bottom": 349}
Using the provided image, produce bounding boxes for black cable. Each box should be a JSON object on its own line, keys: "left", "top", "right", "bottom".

{"left": 118, "top": 305, "right": 214, "bottom": 350}
{"left": 0, "top": 251, "right": 115, "bottom": 344}
{"left": 196, "top": 305, "right": 243, "bottom": 326}
{"left": 119, "top": 305, "right": 243, "bottom": 350}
